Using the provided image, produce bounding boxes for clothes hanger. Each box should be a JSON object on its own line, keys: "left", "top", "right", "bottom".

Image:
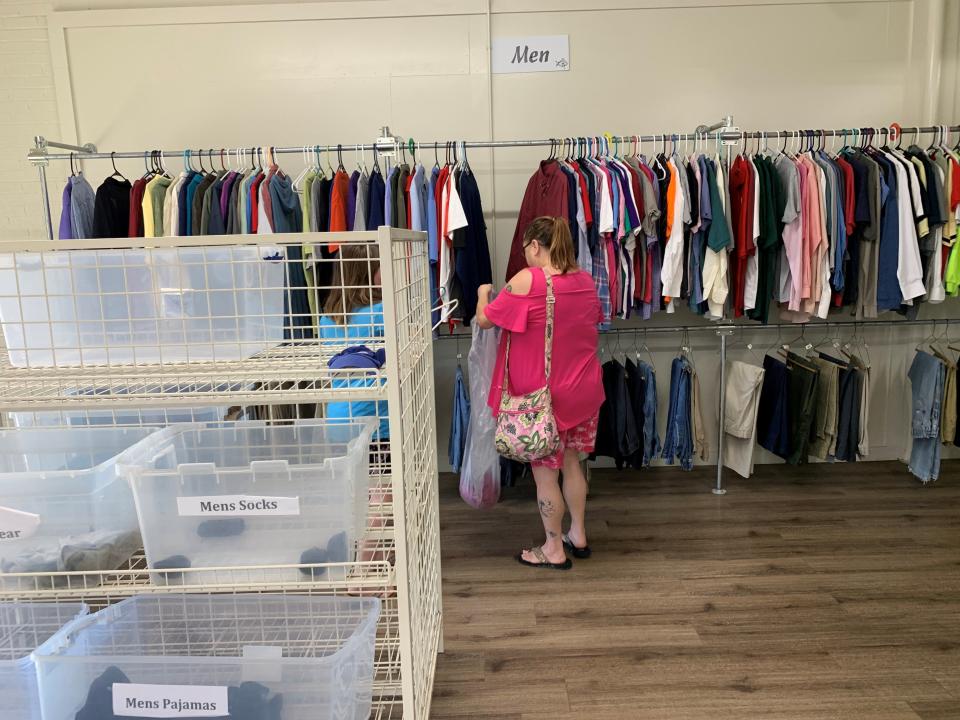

{"left": 637, "top": 329, "right": 655, "bottom": 368}
{"left": 292, "top": 146, "right": 311, "bottom": 190}
{"left": 930, "top": 321, "right": 953, "bottom": 364}
{"left": 728, "top": 328, "right": 762, "bottom": 365}
{"left": 160, "top": 151, "right": 172, "bottom": 178}
{"left": 433, "top": 142, "right": 440, "bottom": 171}
{"left": 108, "top": 152, "right": 127, "bottom": 181}
{"left": 679, "top": 329, "right": 697, "bottom": 370}
{"left": 916, "top": 320, "right": 940, "bottom": 352}
{"left": 139, "top": 151, "right": 153, "bottom": 180}
{"left": 336, "top": 144, "right": 346, "bottom": 173}
{"left": 356, "top": 144, "right": 367, "bottom": 173}
{"left": 69, "top": 152, "right": 76, "bottom": 177}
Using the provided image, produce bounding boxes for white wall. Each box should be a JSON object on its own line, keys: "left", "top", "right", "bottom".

{"left": 0, "top": 0, "right": 62, "bottom": 240}
{"left": 1, "top": 0, "right": 958, "bottom": 474}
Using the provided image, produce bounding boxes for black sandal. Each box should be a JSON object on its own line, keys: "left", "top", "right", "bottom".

{"left": 516, "top": 546, "right": 572, "bottom": 570}
{"left": 562, "top": 534, "right": 592, "bottom": 559}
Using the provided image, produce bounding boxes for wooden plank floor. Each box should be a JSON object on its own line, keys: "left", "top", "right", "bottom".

{"left": 431, "top": 460, "right": 960, "bottom": 719}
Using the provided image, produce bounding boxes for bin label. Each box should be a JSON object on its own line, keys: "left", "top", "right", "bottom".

{"left": 176, "top": 494, "right": 301, "bottom": 517}
{"left": 112, "top": 683, "right": 228, "bottom": 718}
{"left": 0, "top": 506, "right": 40, "bottom": 542}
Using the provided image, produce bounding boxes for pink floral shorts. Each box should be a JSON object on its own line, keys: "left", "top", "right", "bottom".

{"left": 531, "top": 413, "right": 600, "bottom": 470}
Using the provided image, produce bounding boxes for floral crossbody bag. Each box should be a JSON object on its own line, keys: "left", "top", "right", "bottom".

{"left": 494, "top": 269, "right": 562, "bottom": 462}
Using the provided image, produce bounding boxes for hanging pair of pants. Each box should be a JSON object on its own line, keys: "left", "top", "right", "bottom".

{"left": 786, "top": 354, "right": 820, "bottom": 466}
{"left": 908, "top": 351, "right": 946, "bottom": 483}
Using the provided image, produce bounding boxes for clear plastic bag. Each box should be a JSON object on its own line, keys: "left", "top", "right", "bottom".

{"left": 459, "top": 319, "right": 501, "bottom": 509}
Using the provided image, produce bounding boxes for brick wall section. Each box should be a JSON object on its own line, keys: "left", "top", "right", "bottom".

{"left": 0, "top": 0, "right": 62, "bottom": 240}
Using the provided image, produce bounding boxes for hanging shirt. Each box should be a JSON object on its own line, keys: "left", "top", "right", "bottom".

{"left": 702, "top": 157, "right": 730, "bottom": 319}
{"left": 128, "top": 177, "right": 148, "bottom": 238}
{"left": 329, "top": 169, "right": 350, "bottom": 240}
{"left": 661, "top": 159, "right": 686, "bottom": 309}
{"left": 743, "top": 158, "right": 761, "bottom": 312}
{"left": 58, "top": 179, "right": 73, "bottom": 240}
{"left": 91, "top": 176, "right": 132, "bottom": 239}
{"left": 439, "top": 168, "right": 469, "bottom": 323}
{"left": 875, "top": 153, "right": 903, "bottom": 312}
{"left": 506, "top": 160, "right": 571, "bottom": 280}
{"left": 774, "top": 155, "right": 802, "bottom": 310}
{"left": 346, "top": 170, "right": 359, "bottom": 232}
{"left": 728, "top": 156, "right": 754, "bottom": 317}
{"left": 409, "top": 164, "right": 426, "bottom": 232}
{"left": 144, "top": 174, "right": 172, "bottom": 238}
{"left": 354, "top": 169, "right": 369, "bottom": 232}
{"left": 455, "top": 169, "right": 493, "bottom": 325}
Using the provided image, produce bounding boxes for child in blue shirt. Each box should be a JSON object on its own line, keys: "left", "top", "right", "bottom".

{"left": 319, "top": 244, "right": 391, "bottom": 574}
{"left": 319, "top": 244, "right": 389, "bottom": 441}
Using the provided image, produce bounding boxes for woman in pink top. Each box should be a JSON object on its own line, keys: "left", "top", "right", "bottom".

{"left": 477, "top": 217, "right": 604, "bottom": 569}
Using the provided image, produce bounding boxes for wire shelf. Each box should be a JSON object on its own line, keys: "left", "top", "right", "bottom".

{"left": 0, "top": 228, "right": 438, "bottom": 719}
{"left": 0, "top": 343, "right": 390, "bottom": 411}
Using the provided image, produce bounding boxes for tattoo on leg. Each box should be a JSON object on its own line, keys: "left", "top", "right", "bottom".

{"left": 538, "top": 499, "right": 556, "bottom": 518}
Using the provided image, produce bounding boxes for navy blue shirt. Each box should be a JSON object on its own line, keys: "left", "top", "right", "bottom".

{"left": 874, "top": 154, "right": 902, "bottom": 312}
{"left": 366, "top": 169, "right": 386, "bottom": 229}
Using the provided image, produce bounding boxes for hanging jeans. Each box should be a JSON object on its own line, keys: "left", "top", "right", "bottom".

{"left": 908, "top": 351, "right": 945, "bottom": 483}
{"left": 661, "top": 357, "right": 693, "bottom": 471}
{"left": 639, "top": 362, "right": 661, "bottom": 466}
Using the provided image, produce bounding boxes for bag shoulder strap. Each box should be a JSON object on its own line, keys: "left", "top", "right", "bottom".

{"left": 543, "top": 268, "right": 555, "bottom": 381}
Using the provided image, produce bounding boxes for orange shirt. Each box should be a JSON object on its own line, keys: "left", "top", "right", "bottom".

{"left": 329, "top": 170, "right": 350, "bottom": 250}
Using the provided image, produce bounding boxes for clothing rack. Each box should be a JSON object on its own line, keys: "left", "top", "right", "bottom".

{"left": 441, "top": 317, "right": 960, "bottom": 494}
{"left": 26, "top": 119, "right": 960, "bottom": 496}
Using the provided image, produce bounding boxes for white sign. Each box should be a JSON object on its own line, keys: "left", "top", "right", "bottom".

{"left": 176, "top": 495, "right": 300, "bottom": 517}
{"left": 112, "top": 683, "right": 228, "bottom": 718}
{"left": 492, "top": 35, "right": 569, "bottom": 74}
{"left": 0, "top": 506, "right": 41, "bottom": 542}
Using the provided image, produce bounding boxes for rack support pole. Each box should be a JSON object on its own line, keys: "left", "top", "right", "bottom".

{"left": 714, "top": 326, "right": 733, "bottom": 495}
{"left": 36, "top": 162, "right": 53, "bottom": 241}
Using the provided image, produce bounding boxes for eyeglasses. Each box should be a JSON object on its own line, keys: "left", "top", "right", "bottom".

{"left": 522, "top": 239, "right": 536, "bottom": 250}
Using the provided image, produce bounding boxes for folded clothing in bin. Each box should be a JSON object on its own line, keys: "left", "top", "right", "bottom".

{"left": 0, "top": 602, "right": 88, "bottom": 720}
{"left": 0, "top": 426, "right": 159, "bottom": 582}
{"left": 34, "top": 594, "right": 380, "bottom": 720}
{"left": 122, "top": 419, "right": 375, "bottom": 584}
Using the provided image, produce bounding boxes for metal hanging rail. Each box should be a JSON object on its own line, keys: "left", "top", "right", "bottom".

{"left": 27, "top": 124, "right": 960, "bottom": 163}
{"left": 435, "top": 317, "right": 960, "bottom": 338}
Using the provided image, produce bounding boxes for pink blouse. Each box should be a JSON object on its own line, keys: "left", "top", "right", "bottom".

{"left": 484, "top": 268, "right": 604, "bottom": 430}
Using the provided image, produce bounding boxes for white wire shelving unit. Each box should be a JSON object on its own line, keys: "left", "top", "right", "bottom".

{"left": 0, "top": 227, "right": 441, "bottom": 720}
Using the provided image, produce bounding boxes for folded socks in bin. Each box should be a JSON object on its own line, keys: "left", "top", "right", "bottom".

{"left": 77, "top": 666, "right": 283, "bottom": 720}
{"left": 152, "top": 531, "right": 349, "bottom": 580}
{"left": 299, "top": 531, "right": 349, "bottom": 578}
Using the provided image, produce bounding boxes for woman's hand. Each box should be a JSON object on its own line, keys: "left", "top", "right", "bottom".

{"left": 476, "top": 284, "right": 495, "bottom": 329}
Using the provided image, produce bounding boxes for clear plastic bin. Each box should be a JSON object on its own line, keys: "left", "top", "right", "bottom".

{"left": 0, "top": 426, "right": 159, "bottom": 583}
{"left": 123, "top": 420, "right": 374, "bottom": 584}
{"left": 0, "top": 245, "right": 284, "bottom": 367}
{"left": 35, "top": 594, "right": 380, "bottom": 720}
{"left": 0, "top": 602, "right": 88, "bottom": 720}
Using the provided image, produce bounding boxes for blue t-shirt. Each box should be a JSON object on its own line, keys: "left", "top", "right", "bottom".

{"left": 319, "top": 302, "right": 389, "bottom": 439}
